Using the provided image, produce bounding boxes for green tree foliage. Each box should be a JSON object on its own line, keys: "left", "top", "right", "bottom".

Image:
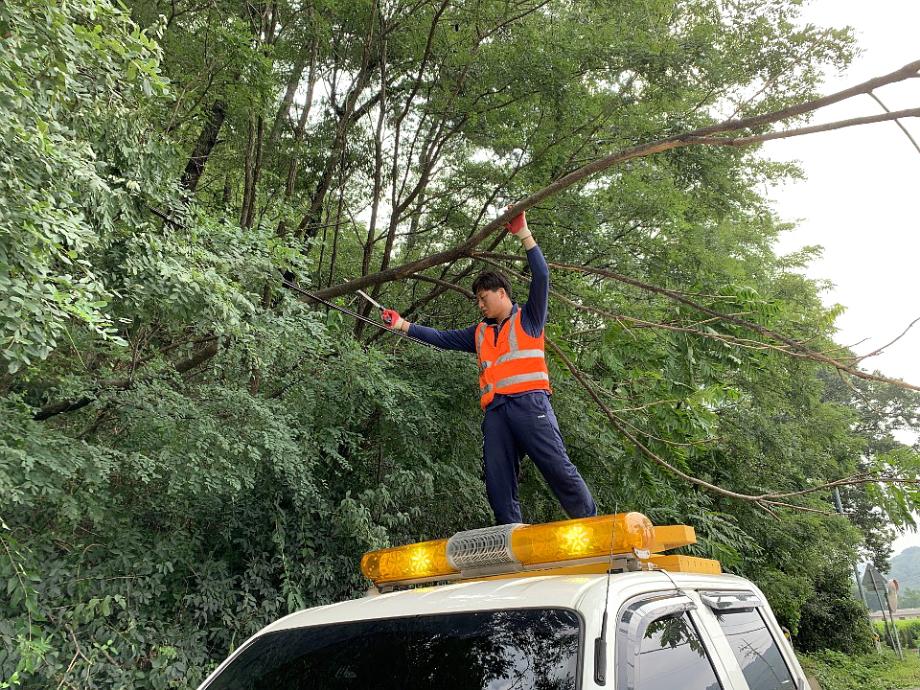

{"left": 0, "top": 0, "right": 168, "bottom": 373}
{"left": 875, "top": 619, "right": 920, "bottom": 650}
{"left": 2, "top": 0, "right": 920, "bottom": 686}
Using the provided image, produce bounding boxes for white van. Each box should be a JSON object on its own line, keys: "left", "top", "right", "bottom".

{"left": 197, "top": 513, "right": 808, "bottom": 690}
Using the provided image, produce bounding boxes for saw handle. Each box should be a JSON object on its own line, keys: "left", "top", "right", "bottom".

{"left": 381, "top": 308, "right": 401, "bottom": 328}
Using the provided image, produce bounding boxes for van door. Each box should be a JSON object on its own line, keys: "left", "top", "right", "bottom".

{"left": 693, "top": 590, "right": 809, "bottom": 690}
{"left": 613, "top": 593, "right": 732, "bottom": 690}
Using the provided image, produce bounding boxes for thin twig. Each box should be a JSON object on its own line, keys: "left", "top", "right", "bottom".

{"left": 479, "top": 252, "right": 920, "bottom": 393}
{"left": 853, "top": 316, "right": 920, "bottom": 364}
{"left": 868, "top": 91, "right": 920, "bottom": 157}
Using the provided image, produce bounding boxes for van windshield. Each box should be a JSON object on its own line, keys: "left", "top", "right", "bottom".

{"left": 204, "top": 608, "right": 581, "bottom": 690}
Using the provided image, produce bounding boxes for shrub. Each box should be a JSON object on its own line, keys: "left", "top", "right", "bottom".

{"left": 874, "top": 619, "right": 920, "bottom": 649}
{"left": 795, "top": 565, "right": 876, "bottom": 654}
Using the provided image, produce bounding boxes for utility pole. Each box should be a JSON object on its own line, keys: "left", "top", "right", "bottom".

{"left": 863, "top": 563, "right": 904, "bottom": 659}
{"left": 833, "top": 489, "right": 868, "bottom": 605}
{"left": 833, "top": 488, "right": 903, "bottom": 657}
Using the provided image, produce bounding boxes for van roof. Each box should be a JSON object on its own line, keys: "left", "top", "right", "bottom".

{"left": 263, "top": 570, "right": 754, "bottom": 634}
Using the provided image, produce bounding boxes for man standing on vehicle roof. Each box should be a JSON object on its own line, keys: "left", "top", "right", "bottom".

{"left": 380, "top": 210, "right": 597, "bottom": 525}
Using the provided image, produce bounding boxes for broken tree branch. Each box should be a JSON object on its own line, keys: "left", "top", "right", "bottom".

{"left": 853, "top": 316, "right": 920, "bottom": 364}
{"left": 868, "top": 91, "right": 920, "bottom": 158}
{"left": 686, "top": 107, "right": 920, "bottom": 147}
{"left": 304, "top": 59, "right": 920, "bottom": 301}
{"left": 394, "top": 272, "right": 917, "bottom": 512}
{"left": 545, "top": 337, "right": 916, "bottom": 514}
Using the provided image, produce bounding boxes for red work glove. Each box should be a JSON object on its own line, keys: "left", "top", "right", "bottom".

{"left": 505, "top": 207, "right": 531, "bottom": 241}
{"left": 381, "top": 308, "right": 406, "bottom": 331}
{"left": 505, "top": 209, "right": 526, "bottom": 234}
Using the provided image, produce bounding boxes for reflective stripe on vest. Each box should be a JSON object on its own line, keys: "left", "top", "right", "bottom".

{"left": 476, "top": 324, "right": 487, "bottom": 354}
{"left": 480, "top": 372, "right": 548, "bottom": 397}
{"left": 494, "top": 371, "right": 549, "bottom": 388}
{"left": 495, "top": 349, "right": 545, "bottom": 365}
{"left": 475, "top": 310, "right": 550, "bottom": 410}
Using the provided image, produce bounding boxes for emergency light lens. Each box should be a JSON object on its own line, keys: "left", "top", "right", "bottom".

{"left": 650, "top": 525, "right": 696, "bottom": 553}
{"left": 649, "top": 555, "right": 722, "bottom": 575}
{"left": 360, "top": 539, "right": 454, "bottom": 584}
{"left": 510, "top": 512, "right": 653, "bottom": 566}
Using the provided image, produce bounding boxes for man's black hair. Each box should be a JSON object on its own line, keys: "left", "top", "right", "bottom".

{"left": 472, "top": 271, "right": 512, "bottom": 299}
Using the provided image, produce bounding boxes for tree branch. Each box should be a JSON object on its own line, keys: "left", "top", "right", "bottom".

{"left": 34, "top": 341, "right": 220, "bottom": 421}
{"left": 853, "top": 315, "right": 920, "bottom": 364}
{"left": 686, "top": 107, "right": 920, "bottom": 147}
{"left": 474, "top": 254, "right": 800, "bottom": 355}
{"left": 306, "top": 60, "right": 920, "bottom": 300}
{"left": 479, "top": 251, "right": 920, "bottom": 393}
{"left": 547, "top": 337, "right": 838, "bottom": 515}
{"left": 868, "top": 91, "right": 920, "bottom": 157}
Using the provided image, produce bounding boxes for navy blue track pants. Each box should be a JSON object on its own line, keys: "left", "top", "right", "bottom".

{"left": 482, "top": 392, "right": 597, "bottom": 525}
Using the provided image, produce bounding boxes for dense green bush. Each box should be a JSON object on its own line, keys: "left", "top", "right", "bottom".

{"left": 874, "top": 619, "right": 920, "bottom": 650}
{"left": 795, "top": 565, "right": 876, "bottom": 654}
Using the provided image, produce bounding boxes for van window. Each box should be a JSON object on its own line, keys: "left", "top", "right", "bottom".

{"left": 635, "top": 612, "right": 721, "bottom": 690}
{"left": 203, "top": 608, "right": 580, "bottom": 690}
{"left": 714, "top": 608, "right": 794, "bottom": 690}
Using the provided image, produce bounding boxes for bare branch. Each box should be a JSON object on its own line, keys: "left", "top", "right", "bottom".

{"left": 868, "top": 91, "right": 920, "bottom": 157}
{"left": 474, "top": 254, "right": 801, "bottom": 354}
{"left": 34, "top": 341, "right": 220, "bottom": 421}
{"left": 686, "top": 107, "right": 920, "bottom": 147}
{"left": 546, "top": 336, "right": 786, "bottom": 511}
{"left": 408, "top": 273, "right": 475, "bottom": 299}
{"left": 482, "top": 252, "right": 920, "bottom": 393}
{"left": 544, "top": 337, "right": 904, "bottom": 515}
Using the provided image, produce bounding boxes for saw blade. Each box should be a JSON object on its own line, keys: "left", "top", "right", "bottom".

{"left": 356, "top": 289, "right": 384, "bottom": 310}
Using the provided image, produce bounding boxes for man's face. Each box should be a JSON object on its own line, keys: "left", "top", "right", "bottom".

{"left": 476, "top": 288, "right": 507, "bottom": 320}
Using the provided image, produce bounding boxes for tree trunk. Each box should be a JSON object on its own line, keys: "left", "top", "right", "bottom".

{"left": 276, "top": 42, "right": 318, "bottom": 238}
{"left": 355, "top": 31, "right": 387, "bottom": 337}
{"left": 180, "top": 99, "right": 227, "bottom": 193}
{"left": 267, "top": 50, "right": 309, "bottom": 148}
{"left": 296, "top": 1, "right": 380, "bottom": 241}
{"left": 240, "top": 116, "right": 265, "bottom": 228}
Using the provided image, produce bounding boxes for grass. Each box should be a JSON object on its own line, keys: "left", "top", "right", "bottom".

{"left": 875, "top": 620, "right": 920, "bottom": 650}
{"left": 800, "top": 649, "right": 920, "bottom": 690}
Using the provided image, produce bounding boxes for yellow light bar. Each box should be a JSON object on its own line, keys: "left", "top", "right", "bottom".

{"left": 647, "top": 555, "right": 722, "bottom": 575}
{"left": 360, "top": 538, "right": 454, "bottom": 584}
{"left": 650, "top": 525, "right": 696, "bottom": 553}
{"left": 360, "top": 512, "right": 657, "bottom": 586}
{"left": 510, "top": 513, "right": 653, "bottom": 566}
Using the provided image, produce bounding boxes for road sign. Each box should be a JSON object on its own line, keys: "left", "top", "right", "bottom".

{"left": 862, "top": 564, "right": 888, "bottom": 594}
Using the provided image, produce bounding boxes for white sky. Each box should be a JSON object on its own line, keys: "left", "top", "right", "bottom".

{"left": 763, "top": 0, "right": 920, "bottom": 554}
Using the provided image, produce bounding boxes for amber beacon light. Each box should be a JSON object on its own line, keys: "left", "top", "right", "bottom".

{"left": 361, "top": 512, "right": 658, "bottom": 586}
{"left": 360, "top": 538, "right": 452, "bottom": 585}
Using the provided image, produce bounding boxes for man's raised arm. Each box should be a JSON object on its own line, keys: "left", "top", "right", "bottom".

{"left": 381, "top": 308, "right": 477, "bottom": 352}
{"left": 506, "top": 212, "right": 548, "bottom": 339}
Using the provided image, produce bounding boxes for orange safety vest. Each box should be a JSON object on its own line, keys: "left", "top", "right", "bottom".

{"left": 475, "top": 309, "right": 551, "bottom": 410}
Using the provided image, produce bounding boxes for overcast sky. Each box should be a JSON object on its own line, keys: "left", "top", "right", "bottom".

{"left": 762, "top": 0, "right": 920, "bottom": 555}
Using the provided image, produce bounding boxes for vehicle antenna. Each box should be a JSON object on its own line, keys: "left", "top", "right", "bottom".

{"left": 593, "top": 502, "right": 618, "bottom": 685}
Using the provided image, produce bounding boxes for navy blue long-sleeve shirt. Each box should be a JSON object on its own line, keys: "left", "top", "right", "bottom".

{"left": 407, "top": 245, "right": 549, "bottom": 353}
